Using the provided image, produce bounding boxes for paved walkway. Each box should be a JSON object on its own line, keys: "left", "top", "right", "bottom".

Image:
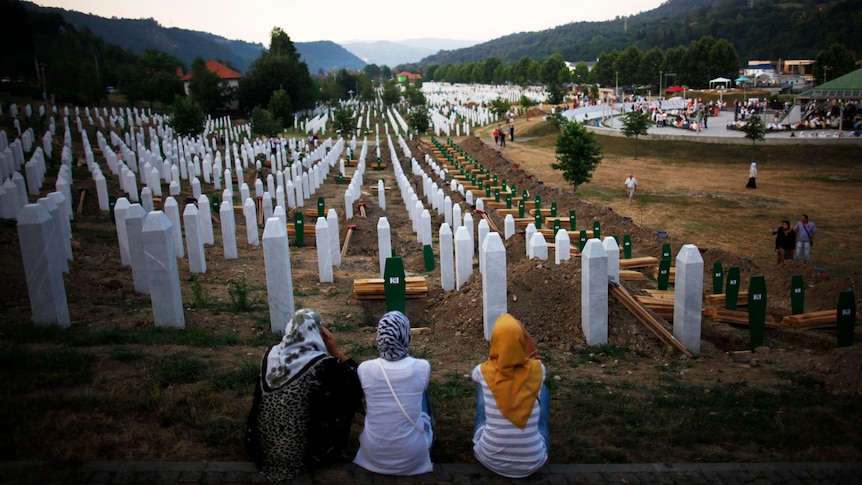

{"left": 2, "top": 460, "right": 860, "bottom": 484}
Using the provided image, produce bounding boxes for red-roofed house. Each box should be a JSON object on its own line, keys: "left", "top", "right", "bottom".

{"left": 396, "top": 71, "right": 422, "bottom": 83}
{"left": 178, "top": 60, "right": 242, "bottom": 109}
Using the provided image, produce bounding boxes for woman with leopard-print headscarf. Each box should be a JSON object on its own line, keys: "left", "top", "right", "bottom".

{"left": 245, "top": 308, "right": 363, "bottom": 482}
{"left": 353, "top": 311, "right": 434, "bottom": 475}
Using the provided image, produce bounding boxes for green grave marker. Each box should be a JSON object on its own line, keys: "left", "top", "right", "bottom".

{"left": 747, "top": 275, "right": 767, "bottom": 349}
{"left": 550, "top": 202, "right": 557, "bottom": 218}
{"left": 661, "top": 243, "right": 672, "bottom": 261}
{"left": 579, "top": 230, "right": 587, "bottom": 252}
{"left": 494, "top": 189, "right": 500, "bottom": 202}
{"left": 657, "top": 259, "right": 671, "bottom": 291}
{"left": 592, "top": 220, "right": 601, "bottom": 240}
{"left": 725, "top": 266, "right": 740, "bottom": 310}
{"left": 534, "top": 212, "right": 542, "bottom": 229}
{"left": 317, "top": 197, "right": 325, "bottom": 217}
{"left": 553, "top": 220, "right": 561, "bottom": 235}
{"left": 294, "top": 212, "right": 305, "bottom": 248}
{"left": 623, "top": 234, "right": 632, "bottom": 259}
{"left": 569, "top": 210, "right": 576, "bottom": 231}
{"left": 506, "top": 194, "right": 512, "bottom": 209}
{"left": 712, "top": 262, "right": 724, "bottom": 295}
{"left": 518, "top": 200, "right": 525, "bottom": 218}
{"left": 791, "top": 274, "right": 805, "bottom": 315}
{"left": 837, "top": 290, "right": 856, "bottom": 347}
{"left": 383, "top": 256, "right": 406, "bottom": 314}
{"left": 423, "top": 245, "right": 435, "bottom": 271}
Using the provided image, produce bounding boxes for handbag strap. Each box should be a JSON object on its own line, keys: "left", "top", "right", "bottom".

{"left": 376, "top": 359, "right": 424, "bottom": 433}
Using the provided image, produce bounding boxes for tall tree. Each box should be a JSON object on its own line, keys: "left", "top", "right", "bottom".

{"left": 188, "top": 57, "right": 223, "bottom": 114}
{"left": 616, "top": 45, "right": 643, "bottom": 87}
{"left": 814, "top": 43, "right": 857, "bottom": 85}
{"left": 238, "top": 27, "right": 315, "bottom": 119}
{"left": 620, "top": 110, "right": 651, "bottom": 159}
{"left": 740, "top": 114, "right": 766, "bottom": 162}
{"left": 551, "top": 119, "right": 603, "bottom": 192}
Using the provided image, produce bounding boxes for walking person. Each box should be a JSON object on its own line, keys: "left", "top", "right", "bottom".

{"left": 746, "top": 162, "right": 757, "bottom": 189}
{"left": 794, "top": 214, "right": 816, "bottom": 262}
{"left": 624, "top": 173, "right": 637, "bottom": 205}
{"left": 772, "top": 220, "right": 796, "bottom": 264}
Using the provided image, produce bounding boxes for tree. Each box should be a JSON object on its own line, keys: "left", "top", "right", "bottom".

{"left": 620, "top": 110, "right": 652, "bottom": 159}
{"left": 268, "top": 87, "right": 292, "bottom": 129}
{"left": 740, "top": 114, "right": 766, "bottom": 162}
{"left": 238, "top": 27, "right": 315, "bottom": 118}
{"left": 616, "top": 45, "right": 643, "bottom": 87}
{"left": 551, "top": 119, "right": 603, "bottom": 192}
{"left": 381, "top": 80, "right": 401, "bottom": 106}
{"left": 188, "top": 57, "right": 223, "bottom": 114}
{"left": 571, "top": 61, "right": 590, "bottom": 85}
{"left": 331, "top": 105, "right": 356, "bottom": 136}
{"left": 404, "top": 82, "right": 426, "bottom": 107}
{"left": 168, "top": 95, "right": 205, "bottom": 137}
{"left": 407, "top": 105, "right": 430, "bottom": 134}
{"left": 490, "top": 97, "right": 511, "bottom": 119}
{"left": 250, "top": 106, "right": 281, "bottom": 137}
{"left": 814, "top": 43, "right": 856, "bottom": 85}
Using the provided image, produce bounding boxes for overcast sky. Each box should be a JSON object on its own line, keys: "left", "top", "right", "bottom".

{"left": 34, "top": 0, "right": 667, "bottom": 45}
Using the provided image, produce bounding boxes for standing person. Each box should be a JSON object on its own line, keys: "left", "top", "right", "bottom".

{"left": 472, "top": 314, "right": 549, "bottom": 478}
{"left": 746, "top": 162, "right": 758, "bottom": 189}
{"left": 508, "top": 124, "right": 515, "bottom": 141}
{"left": 493, "top": 127, "right": 500, "bottom": 146}
{"left": 624, "top": 173, "right": 638, "bottom": 205}
{"left": 245, "top": 309, "right": 363, "bottom": 483}
{"left": 354, "top": 311, "right": 434, "bottom": 476}
{"left": 773, "top": 220, "right": 796, "bottom": 264}
{"left": 794, "top": 214, "right": 816, "bottom": 262}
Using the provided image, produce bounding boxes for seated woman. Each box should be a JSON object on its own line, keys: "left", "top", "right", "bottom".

{"left": 245, "top": 308, "right": 362, "bottom": 482}
{"left": 354, "top": 311, "right": 434, "bottom": 475}
{"left": 472, "top": 314, "right": 549, "bottom": 478}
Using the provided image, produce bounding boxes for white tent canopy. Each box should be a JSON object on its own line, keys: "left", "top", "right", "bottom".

{"left": 709, "top": 77, "right": 731, "bottom": 89}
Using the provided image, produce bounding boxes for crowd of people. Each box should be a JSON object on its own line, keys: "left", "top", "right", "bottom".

{"left": 246, "top": 309, "right": 548, "bottom": 481}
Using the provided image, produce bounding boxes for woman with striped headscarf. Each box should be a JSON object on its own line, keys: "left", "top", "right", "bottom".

{"left": 353, "top": 311, "right": 434, "bottom": 475}
{"left": 472, "top": 313, "right": 549, "bottom": 478}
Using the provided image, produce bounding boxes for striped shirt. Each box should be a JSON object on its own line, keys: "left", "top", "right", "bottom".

{"left": 471, "top": 365, "right": 547, "bottom": 478}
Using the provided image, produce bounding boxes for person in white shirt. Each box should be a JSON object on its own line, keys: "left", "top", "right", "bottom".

{"left": 624, "top": 173, "right": 638, "bottom": 204}
{"left": 472, "top": 314, "right": 549, "bottom": 478}
{"left": 353, "top": 311, "right": 433, "bottom": 475}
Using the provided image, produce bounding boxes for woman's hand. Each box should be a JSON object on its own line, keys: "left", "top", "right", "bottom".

{"left": 322, "top": 327, "right": 347, "bottom": 362}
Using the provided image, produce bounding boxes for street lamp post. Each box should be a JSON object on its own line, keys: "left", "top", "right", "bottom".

{"left": 39, "top": 62, "right": 47, "bottom": 104}
{"left": 659, "top": 70, "right": 663, "bottom": 99}
{"left": 614, "top": 71, "right": 619, "bottom": 128}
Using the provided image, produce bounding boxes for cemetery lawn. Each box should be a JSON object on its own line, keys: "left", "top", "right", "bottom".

{"left": 0, "top": 113, "right": 860, "bottom": 466}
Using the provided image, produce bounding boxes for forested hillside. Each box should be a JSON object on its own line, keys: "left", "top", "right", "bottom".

{"left": 423, "top": 0, "right": 861, "bottom": 65}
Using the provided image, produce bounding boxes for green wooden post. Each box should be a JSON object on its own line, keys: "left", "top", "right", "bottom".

{"left": 747, "top": 275, "right": 767, "bottom": 349}
{"left": 494, "top": 188, "right": 500, "bottom": 202}
{"left": 579, "top": 230, "right": 587, "bottom": 252}
{"left": 592, "top": 220, "right": 601, "bottom": 240}
{"left": 534, "top": 195, "right": 541, "bottom": 212}
{"left": 657, "top": 258, "right": 671, "bottom": 291}
{"left": 376, "top": 157, "right": 382, "bottom": 170}
{"left": 210, "top": 195, "right": 221, "bottom": 217}
{"left": 569, "top": 210, "right": 576, "bottom": 231}
{"left": 506, "top": 194, "right": 512, "bottom": 209}
{"left": 518, "top": 199, "right": 525, "bottom": 218}
{"left": 534, "top": 212, "right": 542, "bottom": 229}
{"left": 337, "top": 172, "right": 343, "bottom": 184}
{"left": 553, "top": 220, "right": 561, "bottom": 236}
{"left": 383, "top": 256, "right": 407, "bottom": 314}
{"left": 316, "top": 197, "right": 325, "bottom": 217}
{"left": 725, "top": 266, "right": 740, "bottom": 310}
{"left": 522, "top": 189, "right": 528, "bottom": 201}
{"left": 661, "top": 243, "right": 672, "bottom": 261}
{"left": 623, "top": 234, "right": 632, "bottom": 259}
{"left": 493, "top": 175, "right": 498, "bottom": 186}
{"left": 423, "top": 244, "right": 435, "bottom": 271}
{"left": 108, "top": 195, "right": 117, "bottom": 225}
{"left": 712, "top": 261, "right": 724, "bottom": 295}
{"left": 550, "top": 202, "right": 557, "bottom": 218}
{"left": 485, "top": 186, "right": 491, "bottom": 198}
{"left": 791, "top": 274, "right": 805, "bottom": 315}
{"left": 294, "top": 211, "right": 305, "bottom": 248}
{"left": 837, "top": 290, "right": 856, "bottom": 347}
{"left": 478, "top": 179, "right": 484, "bottom": 191}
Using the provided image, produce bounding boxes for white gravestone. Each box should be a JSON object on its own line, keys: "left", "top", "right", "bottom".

{"left": 529, "top": 232, "right": 548, "bottom": 261}
{"left": 142, "top": 211, "right": 185, "bottom": 328}
{"left": 482, "top": 232, "right": 507, "bottom": 340}
{"left": 114, "top": 197, "right": 132, "bottom": 266}
{"left": 555, "top": 229, "right": 571, "bottom": 264}
{"left": 602, "top": 236, "right": 620, "bottom": 283}
{"left": 125, "top": 204, "right": 149, "bottom": 294}
{"left": 163, "top": 197, "right": 184, "bottom": 258}
{"left": 673, "top": 244, "right": 704, "bottom": 355}
{"left": 219, "top": 200, "right": 238, "bottom": 259}
{"left": 455, "top": 226, "right": 473, "bottom": 290}
{"left": 17, "top": 204, "right": 70, "bottom": 327}
{"left": 183, "top": 204, "right": 206, "bottom": 274}
{"left": 315, "top": 217, "right": 333, "bottom": 283}
{"left": 243, "top": 198, "right": 259, "bottom": 246}
{"left": 263, "top": 216, "right": 296, "bottom": 334}
{"left": 377, "top": 217, "right": 391, "bottom": 278}
{"left": 198, "top": 195, "right": 214, "bottom": 245}
{"left": 581, "top": 239, "right": 609, "bottom": 346}
{"left": 327, "top": 209, "right": 341, "bottom": 266}
{"left": 439, "top": 223, "right": 455, "bottom": 291}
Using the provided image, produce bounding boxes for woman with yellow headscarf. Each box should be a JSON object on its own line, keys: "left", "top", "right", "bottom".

{"left": 471, "top": 313, "right": 549, "bottom": 478}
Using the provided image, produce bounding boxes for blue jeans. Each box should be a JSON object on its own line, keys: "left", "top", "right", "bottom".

{"left": 422, "top": 390, "right": 435, "bottom": 429}
{"left": 474, "top": 384, "right": 550, "bottom": 450}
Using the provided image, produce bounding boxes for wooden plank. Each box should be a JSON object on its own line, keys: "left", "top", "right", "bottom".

{"left": 620, "top": 257, "right": 659, "bottom": 269}
{"left": 705, "top": 292, "right": 750, "bottom": 306}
